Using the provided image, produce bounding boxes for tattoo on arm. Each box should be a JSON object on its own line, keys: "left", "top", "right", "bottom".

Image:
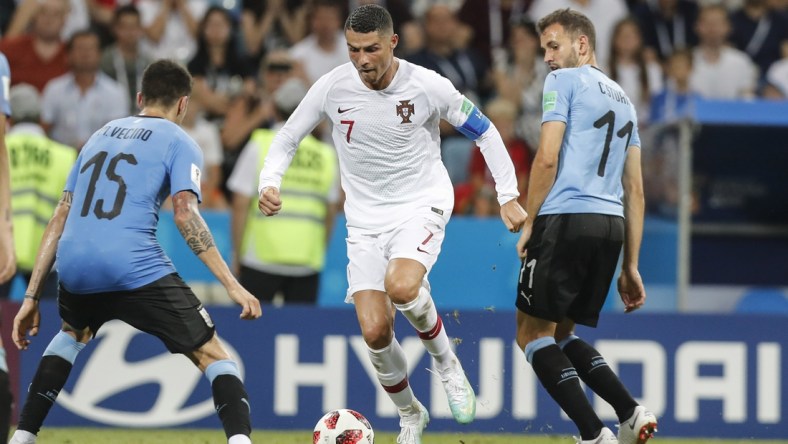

{"left": 173, "top": 192, "right": 216, "bottom": 256}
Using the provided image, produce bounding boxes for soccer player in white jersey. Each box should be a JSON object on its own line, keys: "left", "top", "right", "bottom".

{"left": 514, "top": 9, "right": 657, "bottom": 444}
{"left": 258, "top": 4, "right": 527, "bottom": 443}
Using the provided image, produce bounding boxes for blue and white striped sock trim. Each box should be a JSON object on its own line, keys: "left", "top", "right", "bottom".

{"left": 205, "top": 359, "right": 241, "bottom": 384}
{"left": 43, "top": 331, "right": 86, "bottom": 364}
{"left": 558, "top": 334, "right": 580, "bottom": 350}
{"left": 524, "top": 336, "right": 556, "bottom": 364}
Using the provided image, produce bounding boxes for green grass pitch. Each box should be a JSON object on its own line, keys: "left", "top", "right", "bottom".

{"left": 25, "top": 428, "right": 788, "bottom": 443}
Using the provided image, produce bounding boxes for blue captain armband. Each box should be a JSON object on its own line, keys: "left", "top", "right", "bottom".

{"left": 455, "top": 103, "right": 491, "bottom": 140}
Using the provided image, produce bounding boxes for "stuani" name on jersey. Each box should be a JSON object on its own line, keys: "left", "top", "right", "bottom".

{"left": 597, "top": 81, "right": 630, "bottom": 105}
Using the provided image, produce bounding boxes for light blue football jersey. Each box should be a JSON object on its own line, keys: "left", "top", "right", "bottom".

{"left": 539, "top": 65, "right": 641, "bottom": 217}
{"left": 58, "top": 116, "right": 204, "bottom": 293}
{"left": 0, "top": 53, "right": 10, "bottom": 117}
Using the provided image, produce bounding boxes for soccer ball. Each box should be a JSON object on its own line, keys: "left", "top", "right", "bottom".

{"left": 313, "top": 408, "right": 374, "bottom": 444}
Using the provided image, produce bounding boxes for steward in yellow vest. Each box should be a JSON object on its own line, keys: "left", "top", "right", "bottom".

{"left": 228, "top": 78, "right": 338, "bottom": 304}
{"left": 0, "top": 85, "right": 76, "bottom": 299}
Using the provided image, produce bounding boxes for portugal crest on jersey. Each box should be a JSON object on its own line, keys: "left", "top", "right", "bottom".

{"left": 396, "top": 100, "right": 415, "bottom": 124}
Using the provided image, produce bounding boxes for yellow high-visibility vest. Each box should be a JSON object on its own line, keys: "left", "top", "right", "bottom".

{"left": 244, "top": 129, "right": 337, "bottom": 270}
{"left": 7, "top": 131, "right": 76, "bottom": 269}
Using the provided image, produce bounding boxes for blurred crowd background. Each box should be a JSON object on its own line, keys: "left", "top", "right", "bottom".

{"left": 1, "top": 0, "right": 787, "bottom": 306}
{"left": 2, "top": 0, "right": 786, "bottom": 216}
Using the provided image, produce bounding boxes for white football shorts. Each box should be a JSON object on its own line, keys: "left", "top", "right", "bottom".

{"left": 344, "top": 212, "right": 447, "bottom": 303}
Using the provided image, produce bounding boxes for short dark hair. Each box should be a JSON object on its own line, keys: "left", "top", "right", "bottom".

{"left": 537, "top": 8, "right": 596, "bottom": 51}
{"left": 140, "top": 59, "right": 192, "bottom": 108}
{"left": 113, "top": 4, "right": 140, "bottom": 25}
{"left": 344, "top": 4, "right": 393, "bottom": 35}
{"left": 66, "top": 29, "right": 99, "bottom": 52}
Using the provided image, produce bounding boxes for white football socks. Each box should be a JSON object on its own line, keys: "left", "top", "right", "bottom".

{"left": 395, "top": 287, "right": 453, "bottom": 370}
{"left": 367, "top": 337, "right": 416, "bottom": 410}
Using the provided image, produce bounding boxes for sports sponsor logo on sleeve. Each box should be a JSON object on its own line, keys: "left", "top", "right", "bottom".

{"left": 460, "top": 98, "right": 474, "bottom": 117}
{"left": 191, "top": 163, "right": 201, "bottom": 187}
{"left": 1, "top": 75, "right": 9, "bottom": 102}
{"left": 543, "top": 91, "right": 558, "bottom": 112}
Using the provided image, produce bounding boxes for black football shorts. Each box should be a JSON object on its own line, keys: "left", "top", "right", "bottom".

{"left": 515, "top": 213, "right": 624, "bottom": 327}
{"left": 59, "top": 273, "right": 216, "bottom": 354}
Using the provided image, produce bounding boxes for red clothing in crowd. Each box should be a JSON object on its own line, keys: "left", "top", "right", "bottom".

{"left": 0, "top": 35, "right": 68, "bottom": 92}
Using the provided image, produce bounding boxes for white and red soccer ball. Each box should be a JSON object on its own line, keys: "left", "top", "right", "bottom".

{"left": 313, "top": 408, "right": 374, "bottom": 444}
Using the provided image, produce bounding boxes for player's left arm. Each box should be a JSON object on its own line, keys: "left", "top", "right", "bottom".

{"left": 618, "top": 145, "right": 646, "bottom": 313}
{"left": 172, "top": 190, "right": 261, "bottom": 320}
{"left": 442, "top": 87, "right": 526, "bottom": 232}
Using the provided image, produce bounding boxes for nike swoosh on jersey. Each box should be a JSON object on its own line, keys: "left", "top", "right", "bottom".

{"left": 337, "top": 107, "right": 355, "bottom": 113}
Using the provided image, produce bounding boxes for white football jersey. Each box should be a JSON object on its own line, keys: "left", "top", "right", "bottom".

{"left": 260, "top": 59, "right": 518, "bottom": 232}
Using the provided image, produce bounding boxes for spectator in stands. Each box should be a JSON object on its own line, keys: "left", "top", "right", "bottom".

{"left": 690, "top": 4, "right": 759, "bottom": 99}
{"left": 5, "top": 0, "right": 90, "bottom": 42}
{"left": 137, "top": 0, "right": 208, "bottom": 63}
{"left": 650, "top": 48, "right": 701, "bottom": 123}
{"left": 0, "top": 0, "right": 16, "bottom": 36}
{"left": 100, "top": 5, "right": 151, "bottom": 115}
{"left": 456, "top": 98, "right": 530, "bottom": 216}
{"left": 229, "top": 78, "right": 339, "bottom": 305}
{"left": 407, "top": 3, "right": 489, "bottom": 101}
{"left": 634, "top": 0, "right": 699, "bottom": 62}
{"left": 289, "top": 0, "right": 349, "bottom": 85}
{"left": 181, "top": 99, "right": 227, "bottom": 210}
{"left": 609, "top": 17, "right": 664, "bottom": 124}
{"left": 763, "top": 40, "right": 788, "bottom": 98}
{"left": 241, "top": 0, "right": 309, "bottom": 67}
{"left": 188, "top": 6, "right": 256, "bottom": 122}
{"left": 220, "top": 50, "right": 308, "bottom": 201}
{"left": 730, "top": 0, "right": 788, "bottom": 80}
{"left": 457, "top": 0, "right": 529, "bottom": 68}
{"left": 645, "top": 49, "right": 699, "bottom": 216}
{"left": 407, "top": 3, "right": 490, "bottom": 185}
{"left": 42, "top": 30, "right": 128, "bottom": 149}
{"left": 527, "top": 0, "right": 628, "bottom": 67}
{"left": 1, "top": 84, "right": 76, "bottom": 301}
{"left": 0, "top": 0, "right": 69, "bottom": 92}
{"left": 492, "top": 18, "right": 548, "bottom": 150}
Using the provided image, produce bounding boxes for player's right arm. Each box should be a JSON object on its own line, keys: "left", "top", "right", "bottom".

{"left": 172, "top": 190, "right": 262, "bottom": 320}
{"left": 12, "top": 191, "right": 73, "bottom": 350}
{"left": 516, "top": 71, "right": 574, "bottom": 259}
{"left": 258, "top": 75, "right": 329, "bottom": 216}
{"left": 618, "top": 145, "right": 646, "bottom": 313}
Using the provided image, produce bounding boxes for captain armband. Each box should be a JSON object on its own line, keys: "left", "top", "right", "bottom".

{"left": 454, "top": 102, "right": 491, "bottom": 140}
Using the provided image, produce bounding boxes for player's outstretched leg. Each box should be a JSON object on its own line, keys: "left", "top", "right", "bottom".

{"left": 395, "top": 287, "right": 475, "bottom": 424}
{"left": 205, "top": 360, "right": 252, "bottom": 444}
{"left": 367, "top": 337, "right": 429, "bottom": 443}
{"left": 10, "top": 331, "right": 87, "bottom": 444}
{"left": 0, "top": 348, "right": 14, "bottom": 444}
{"left": 559, "top": 336, "right": 657, "bottom": 443}
{"left": 525, "top": 336, "right": 606, "bottom": 441}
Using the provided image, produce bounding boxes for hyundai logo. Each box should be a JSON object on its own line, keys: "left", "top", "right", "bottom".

{"left": 57, "top": 320, "right": 245, "bottom": 427}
